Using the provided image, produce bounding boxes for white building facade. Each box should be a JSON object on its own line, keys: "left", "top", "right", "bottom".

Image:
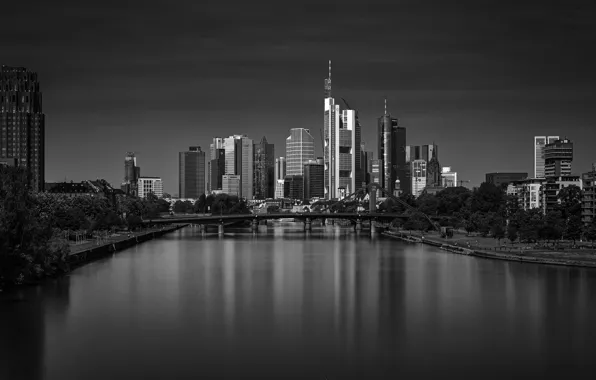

{"left": 286, "top": 128, "right": 315, "bottom": 176}
{"left": 137, "top": 177, "right": 163, "bottom": 199}
{"left": 534, "top": 135, "right": 559, "bottom": 178}
{"left": 441, "top": 167, "right": 457, "bottom": 188}
{"left": 411, "top": 160, "right": 427, "bottom": 198}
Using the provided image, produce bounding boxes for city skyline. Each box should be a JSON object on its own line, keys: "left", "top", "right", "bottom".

{"left": 2, "top": 0, "right": 595, "bottom": 193}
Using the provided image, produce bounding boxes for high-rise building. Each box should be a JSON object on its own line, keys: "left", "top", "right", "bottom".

{"left": 370, "top": 159, "right": 383, "bottom": 197}
{"left": 544, "top": 138, "right": 573, "bottom": 177}
{"left": 137, "top": 177, "right": 163, "bottom": 199}
{"left": 304, "top": 159, "right": 324, "bottom": 200}
{"left": 286, "top": 128, "right": 315, "bottom": 176}
{"left": 210, "top": 148, "right": 225, "bottom": 192}
{"left": 179, "top": 146, "right": 205, "bottom": 199}
{"left": 534, "top": 136, "right": 559, "bottom": 178}
{"left": 378, "top": 99, "right": 407, "bottom": 196}
{"left": 222, "top": 134, "right": 253, "bottom": 199}
{"left": 284, "top": 175, "right": 304, "bottom": 200}
{"left": 0, "top": 65, "right": 45, "bottom": 191}
{"left": 441, "top": 167, "right": 458, "bottom": 188}
{"left": 222, "top": 175, "right": 240, "bottom": 196}
{"left": 411, "top": 159, "right": 427, "bottom": 198}
{"left": 485, "top": 172, "right": 528, "bottom": 188}
{"left": 361, "top": 148, "right": 373, "bottom": 187}
{"left": 323, "top": 62, "right": 361, "bottom": 199}
{"left": 122, "top": 152, "right": 140, "bottom": 196}
{"left": 581, "top": 163, "right": 596, "bottom": 226}
{"left": 207, "top": 137, "right": 224, "bottom": 192}
{"left": 275, "top": 157, "right": 286, "bottom": 199}
{"left": 253, "top": 136, "right": 275, "bottom": 199}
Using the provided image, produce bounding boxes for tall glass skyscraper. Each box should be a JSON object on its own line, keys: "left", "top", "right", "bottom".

{"left": 222, "top": 134, "right": 253, "bottom": 199}
{"left": 534, "top": 136, "right": 559, "bottom": 178}
{"left": 378, "top": 99, "right": 407, "bottom": 196}
{"left": 274, "top": 157, "right": 286, "bottom": 198}
{"left": 0, "top": 65, "right": 45, "bottom": 191}
{"left": 286, "top": 128, "right": 314, "bottom": 176}
{"left": 323, "top": 61, "right": 361, "bottom": 199}
{"left": 253, "top": 136, "right": 275, "bottom": 199}
{"left": 179, "top": 146, "right": 205, "bottom": 198}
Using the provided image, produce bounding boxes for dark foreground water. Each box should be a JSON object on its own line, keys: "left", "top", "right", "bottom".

{"left": 2, "top": 225, "right": 596, "bottom": 379}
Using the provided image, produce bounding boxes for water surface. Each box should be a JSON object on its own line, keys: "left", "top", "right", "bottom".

{"left": 2, "top": 225, "right": 596, "bottom": 379}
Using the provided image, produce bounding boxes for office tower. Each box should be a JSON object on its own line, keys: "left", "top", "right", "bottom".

{"left": 254, "top": 136, "right": 275, "bottom": 199}
{"left": 361, "top": 149, "right": 374, "bottom": 187}
{"left": 137, "top": 177, "right": 163, "bottom": 199}
{"left": 322, "top": 63, "right": 361, "bottom": 199}
{"left": 122, "top": 152, "right": 140, "bottom": 196}
{"left": 544, "top": 138, "right": 573, "bottom": 177}
{"left": 0, "top": 65, "right": 45, "bottom": 191}
{"left": 411, "top": 159, "right": 427, "bottom": 198}
{"left": 275, "top": 157, "right": 286, "bottom": 198}
{"left": 284, "top": 175, "right": 304, "bottom": 200}
{"left": 304, "top": 159, "right": 324, "bottom": 199}
{"left": 441, "top": 167, "right": 458, "bottom": 187}
{"left": 222, "top": 134, "right": 253, "bottom": 199}
{"left": 534, "top": 136, "right": 559, "bottom": 178}
{"left": 222, "top": 175, "right": 240, "bottom": 196}
{"left": 179, "top": 146, "right": 205, "bottom": 199}
{"left": 485, "top": 172, "right": 528, "bottom": 187}
{"left": 210, "top": 148, "right": 225, "bottom": 192}
{"left": 286, "top": 128, "right": 315, "bottom": 176}
{"left": 207, "top": 137, "right": 224, "bottom": 192}
{"left": 378, "top": 99, "right": 407, "bottom": 196}
{"left": 370, "top": 159, "right": 383, "bottom": 197}
{"left": 581, "top": 163, "right": 596, "bottom": 226}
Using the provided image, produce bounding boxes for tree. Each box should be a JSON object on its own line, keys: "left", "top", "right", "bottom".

{"left": 557, "top": 185, "right": 582, "bottom": 218}
{"left": 507, "top": 224, "right": 518, "bottom": 244}
{"left": 564, "top": 215, "right": 583, "bottom": 245}
{"left": 584, "top": 223, "right": 596, "bottom": 247}
{"left": 0, "top": 167, "right": 69, "bottom": 289}
{"left": 403, "top": 213, "right": 431, "bottom": 232}
{"left": 436, "top": 187, "right": 472, "bottom": 215}
{"left": 416, "top": 193, "right": 439, "bottom": 216}
{"left": 470, "top": 182, "right": 504, "bottom": 213}
{"left": 195, "top": 193, "right": 207, "bottom": 213}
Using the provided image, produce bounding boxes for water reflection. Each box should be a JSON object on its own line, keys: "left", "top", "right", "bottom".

{"left": 1, "top": 226, "right": 595, "bottom": 379}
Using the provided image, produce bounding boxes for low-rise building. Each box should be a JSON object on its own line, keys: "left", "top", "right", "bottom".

{"left": 441, "top": 167, "right": 457, "bottom": 188}
{"left": 516, "top": 178, "right": 546, "bottom": 211}
{"left": 486, "top": 172, "right": 528, "bottom": 188}
{"left": 541, "top": 175, "right": 582, "bottom": 214}
{"left": 137, "top": 177, "right": 163, "bottom": 199}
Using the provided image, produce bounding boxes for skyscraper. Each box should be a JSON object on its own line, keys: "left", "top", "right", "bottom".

{"left": 179, "top": 146, "right": 205, "bottom": 199}
{"left": 275, "top": 157, "right": 286, "bottom": 198}
{"left": 253, "top": 136, "right": 275, "bottom": 199}
{"left": 304, "top": 159, "right": 324, "bottom": 200}
{"left": 122, "top": 152, "right": 140, "bottom": 196}
{"left": 378, "top": 99, "right": 407, "bottom": 196}
{"left": 544, "top": 138, "right": 573, "bottom": 177}
{"left": 534, "top": 136, "right": 559, "bottom": 178}
{"left": 207, "top": 137, "right": 224, "bottom": 192}
{"left": 222, "top": 134, "right": 253, "bottom": 199}
{"left": 323, "top": 61, "right": 360, "bottom": 199}
{"left": 406, "top": 144, "right": 438, "bottom": 194}
{"left": 0, "top": 65, "right": 45, "bottom": 191}
{"left": 286, "top": 128, "right": 315, "bottom": 176}
{"left": 210, "top": 148, "right": 225, "bottom": 192}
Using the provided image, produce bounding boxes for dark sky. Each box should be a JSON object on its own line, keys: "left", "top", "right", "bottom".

{"left": 2, "top": 0, "right": 595, "bottom": 193}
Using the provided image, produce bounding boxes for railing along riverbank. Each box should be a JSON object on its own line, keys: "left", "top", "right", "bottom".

{"left": 68, "top": 224, "right": 188, "bottom": 268}
{"left": 383, "top": 230, "right": 596, "bottom": 269}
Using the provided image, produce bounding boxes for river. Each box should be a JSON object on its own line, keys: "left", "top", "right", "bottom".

{"left": 2, "top": 224, "right": 596, "bottom": 379}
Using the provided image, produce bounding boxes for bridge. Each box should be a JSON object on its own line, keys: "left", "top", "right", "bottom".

{"left": 141, "top": 184, "right": 438, "bottom": 235}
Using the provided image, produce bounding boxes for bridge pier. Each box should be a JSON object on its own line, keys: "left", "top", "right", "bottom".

{"left": 370, "top": 221, "right": 377, "bottom": 236}
{"left": 304, "top": 218, "right": 312, "bottom": 232}
{"left": 218, "top": 223, "right": 224, "bottom": 235}
{"left": 355, "top": 219, "right": 362, "bottom": 232}
{"left": 251, "top": 219, "right": 258, "bottom": 233}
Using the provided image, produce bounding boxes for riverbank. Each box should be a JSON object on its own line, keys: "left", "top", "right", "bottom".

{"left": 68, "top": 224, "right": 188, "bottom": 268}
{"left": 383, "top": 230, "right": 596, "bottom": 268}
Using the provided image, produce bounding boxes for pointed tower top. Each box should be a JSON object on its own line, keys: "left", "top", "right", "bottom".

{"left": 324, "top": 60, "right": 332, "bottom": 98}
{"left": 329, "top": 60, "right": 332, "bottom": 80}
{"left": 384, "top": 97, "right": 387, "bottom": 116}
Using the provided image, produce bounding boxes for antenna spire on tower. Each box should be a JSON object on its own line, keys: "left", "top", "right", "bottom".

{"left": 324, "top": 60, "right": 332, "bottom": 98}
{"left": 384, "top": 97, "right": 387, "bottom": 115}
